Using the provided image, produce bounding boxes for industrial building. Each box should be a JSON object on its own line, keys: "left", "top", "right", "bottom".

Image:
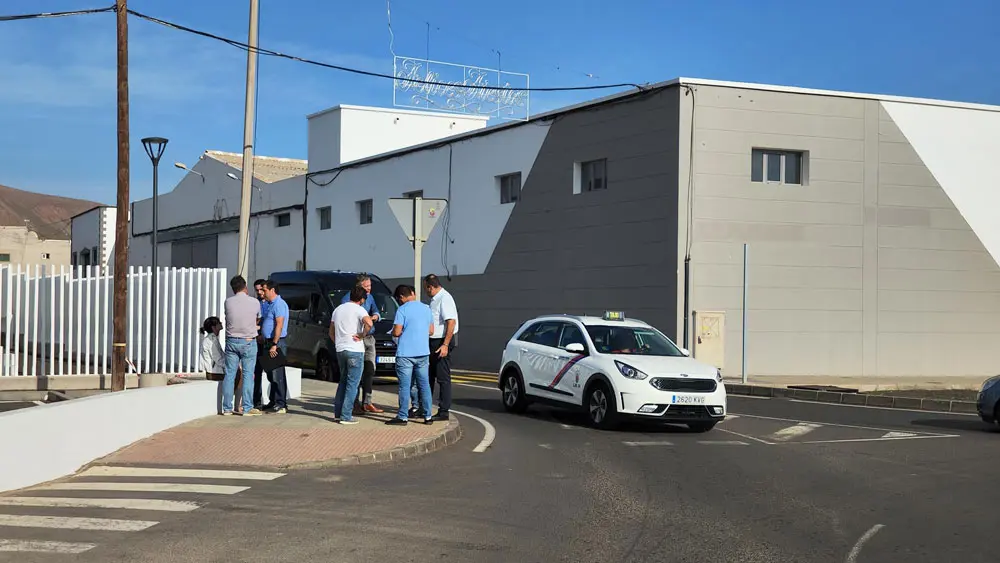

{"left": 304, "top": 77, "right": 1000, "bottom": 379}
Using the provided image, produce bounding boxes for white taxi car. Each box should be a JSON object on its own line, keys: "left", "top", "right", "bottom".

{"left": 498, "top": 312, "right": 726, "bottom": 431}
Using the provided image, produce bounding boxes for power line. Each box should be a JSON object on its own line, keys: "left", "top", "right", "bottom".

{"left": 0, "top": 5, "right": 115, "bottom": 22}
{"left": 0, "top": 5, "right": 646, "bottom": 93}
{"left": 125, "top": 8, "right": 646, "bottom": 93}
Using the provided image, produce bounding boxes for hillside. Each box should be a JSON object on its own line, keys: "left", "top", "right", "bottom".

{"left": 0, "top": 184, "right": 105, "bottom": 240}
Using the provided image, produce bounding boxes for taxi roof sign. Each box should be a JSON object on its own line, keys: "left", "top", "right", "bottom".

{"left": 603, "top": 311, "right": 626, "bottom": 321}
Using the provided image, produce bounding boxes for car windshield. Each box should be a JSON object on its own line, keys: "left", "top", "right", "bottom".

{"left": 585, "top": 325, "right": 685, "bottom": 357}
{"left": 329, "top": 289, "right": 398, "bottom": 321}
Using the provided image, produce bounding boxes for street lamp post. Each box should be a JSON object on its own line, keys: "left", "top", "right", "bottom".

{"left": 142, "top": 136, "right": 168, "bottom": 370}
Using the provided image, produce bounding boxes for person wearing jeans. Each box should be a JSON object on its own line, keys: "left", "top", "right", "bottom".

{"left": 222, "top": 275, "right": 262, "bottom": 416}
{"left": 261, "top": 280, "right": 289, "bottom": 413}
{"left": 340, "top": 273, "right": 383, "bottom": 415}
{"left": 329, "top": 284, "right": 373, "bottom": 425}
{"left": 386, "top": 284, "right": 434, "bottom": 425}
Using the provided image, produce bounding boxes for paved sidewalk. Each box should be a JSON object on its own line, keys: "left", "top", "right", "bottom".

{"left": 97, "top": 379, "right": 461, "bottom": 469}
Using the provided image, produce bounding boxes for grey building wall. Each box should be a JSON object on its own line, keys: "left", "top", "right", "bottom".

{"left": 388, "top": 88, "right": 682, "bottom": 371}
{"left": 679, "top": 84, "right": 1000, "bottom": 378}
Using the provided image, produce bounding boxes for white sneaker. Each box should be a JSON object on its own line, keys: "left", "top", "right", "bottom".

{"left": 339, "top": 419, "right": 359, "bottom": 425}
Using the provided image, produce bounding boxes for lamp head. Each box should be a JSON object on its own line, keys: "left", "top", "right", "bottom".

{"left": 141, "top": 137, "right": 169, "bottom": 165}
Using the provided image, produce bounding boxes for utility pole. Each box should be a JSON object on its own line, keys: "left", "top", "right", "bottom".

{"left": 111, "top": 0, "right": 130, "bottom": 392}
{"left": 236, "top": 0, "right": 259, "bottom": 281}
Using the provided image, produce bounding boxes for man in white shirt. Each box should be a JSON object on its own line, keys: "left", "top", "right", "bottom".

{"left": 423, "top": 274, "right": 459, "bottom": 421}
{"left": 328, "top": 285, "right": 373, "bottom": 425}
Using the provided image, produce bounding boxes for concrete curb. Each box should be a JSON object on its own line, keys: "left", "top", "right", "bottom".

{"left": 281, "top": 418, "right": 464, "bottom": 471}
{"left": 727, "top": 384, "right": 979, "bottom": 414}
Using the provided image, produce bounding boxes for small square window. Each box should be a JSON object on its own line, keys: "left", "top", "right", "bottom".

{"left": 751, "top": 149, "right": 804, "bottom": 185}
{"left": 498, "top": 172, "right": 521, "bottom": 204}
{"left": 0, "top": 253, "right": 10, "bottom": 263}
{"left": 358, "top": 199, "right": 373, "bottom": 225}
{"left": 579, "top": 159, "right": 607, "bottom": 193}
{"left": 275, "top": 213, "right": 291, "bottom": 228}
{"left": 41, "top": 252, "right": 51, "bottom": 260}
{"left": 403, "top": 190, "right": 423, "bottom": 199}
{"left": 318, "top": 206, "right": 332, "bottom": 230}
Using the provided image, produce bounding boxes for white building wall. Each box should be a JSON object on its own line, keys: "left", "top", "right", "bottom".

{"left": 70, "top": 208, "right": 101, "bottom": 263}
{"left": 306, "top": 122, "right": 550, "bottom": 278}
{"left": 307, "top": 105, "right": 488, "bottom": 173}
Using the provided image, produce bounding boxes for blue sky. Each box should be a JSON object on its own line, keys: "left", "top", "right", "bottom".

{"left": 2, "top": 0, "right": 998, "bottom": 205}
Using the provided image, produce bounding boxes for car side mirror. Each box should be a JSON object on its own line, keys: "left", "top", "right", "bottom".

{"left": 679, "top": 347, "right": 690, "bottom": 356}
{"left": 565, "top": 342, "right": 586, "bottom": 354}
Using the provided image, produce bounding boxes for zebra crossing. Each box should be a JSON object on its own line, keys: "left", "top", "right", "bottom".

{"left": 0, "top": 465, "right": 285, "bottom": 555}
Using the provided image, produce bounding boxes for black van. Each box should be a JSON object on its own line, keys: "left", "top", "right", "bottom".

{"left": 267, "top": 270, "right": 399, "bottom": 381}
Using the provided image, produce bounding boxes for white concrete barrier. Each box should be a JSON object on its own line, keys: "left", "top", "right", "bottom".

{"left": 0, "top": 380, "right": 217, "bottom": 493}
{"left": 258, "top": 367, "right": 303, "bottom": 403}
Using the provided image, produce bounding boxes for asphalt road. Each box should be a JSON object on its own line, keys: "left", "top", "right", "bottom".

{"left": 2, "top": 378, "right": 999, "bottom": 563}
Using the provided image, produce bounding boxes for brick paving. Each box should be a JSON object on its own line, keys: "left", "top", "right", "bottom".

{"left": 100, "top": 385, "right": 460, "bottom": 468}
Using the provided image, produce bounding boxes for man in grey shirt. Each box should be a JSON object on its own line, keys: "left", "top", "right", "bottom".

{"left": 222, "top": 275, "right": 262, "bottom": 416}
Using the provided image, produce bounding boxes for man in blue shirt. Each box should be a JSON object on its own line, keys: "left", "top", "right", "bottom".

{"left": 261, "top": 280, "right": 290, "bottom": 413}
{"left": 339, "top": 273, "right": 383, "bottom": 414}
{"left": 385, "top": 284, "right": 434, "bottom": 425}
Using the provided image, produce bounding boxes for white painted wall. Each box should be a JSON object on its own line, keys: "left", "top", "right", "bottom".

{"left": 71, "top": 207, "right": 116, "bottom": 269}
{"left": 881, "top": 101, "right": 1000, "bottom": 269}
{"left": 306, "top": 121, "right": 550, "bottom": 278}
{"left": 0, "top": 380, "right": 217, "bottom": 493}
{"left": 307, "top": 105, "right": 489, "bottom": 173}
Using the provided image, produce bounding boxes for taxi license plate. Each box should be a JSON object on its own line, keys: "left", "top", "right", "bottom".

{"left": 671, "top": 395, "right": 705, "bottom": 405}
{"left": 377, "top": 357, "right": 395, "bottom": 365}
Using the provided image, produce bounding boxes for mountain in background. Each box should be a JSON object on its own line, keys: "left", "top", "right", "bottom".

{"left": 0, "top": 183, "right": 105, "bottom": 240}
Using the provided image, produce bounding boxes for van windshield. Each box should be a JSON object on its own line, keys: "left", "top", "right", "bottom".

{"left": 585, "top": 325, "right": 685, "bottom": 357}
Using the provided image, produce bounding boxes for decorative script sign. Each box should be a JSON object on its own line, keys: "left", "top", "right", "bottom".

{"left": 393, "top": 56, "right": 530, "bottom": 121}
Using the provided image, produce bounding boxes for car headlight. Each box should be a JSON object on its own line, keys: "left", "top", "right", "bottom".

{"left": 716, "top": 368, "right": 723, "bottom": 383}
{"left": 615, "top": 361, "right": 647, "bottom": 380}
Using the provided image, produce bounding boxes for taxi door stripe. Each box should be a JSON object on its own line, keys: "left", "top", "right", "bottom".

{"left": 548, "top": 354, "right": 586, "bottom": 389}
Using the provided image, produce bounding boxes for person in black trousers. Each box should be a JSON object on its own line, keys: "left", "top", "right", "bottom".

{"left": 252, "top": 278, "right": 268, "bottom": 410}
{"left": 423, "top": 274, "right": 459, "bottom": 421}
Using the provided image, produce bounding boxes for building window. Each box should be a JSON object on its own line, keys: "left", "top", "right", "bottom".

{"left": 275, "top": 213, "right": 291, "bottom": 228}
{"left": 576, "top": 159, "right": 607, "bottom": 193}
{"left": 91, "top": 246, "right": 99, "bottom": 264}
{"left": 41, "top": 253, "right": 51, "bottom": 260}
{"left": 318, "top": 206, "right": 332, "bottom": 230}
{"left": 71, "top": 252, "right": 77, "bottom": 266}
{"left": 751, "top": 149, "right": 804, "bottom": 185}
{"left": 403, "top": 190, "right": 423, "bottom": 199}
{"left": 80, "top": 249, "right": 91, "bottom": 267}
{"left": 0, "top": 253, "right": 9, "bottom": 263}
{"left": 498, "top": 172, "right": 521, "bottom": 204}
{"left": 358, "top": 199, "right": 373, "bottom": 225}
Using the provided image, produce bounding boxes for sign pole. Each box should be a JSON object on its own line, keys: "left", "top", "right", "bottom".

{"left": 413, "top": 197, "right": 423, "bottom": 302}
{"left": 741, "top": 242, "right": 749, "bottom": 384}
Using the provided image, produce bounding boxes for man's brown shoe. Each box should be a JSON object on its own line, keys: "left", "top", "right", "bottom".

{"left": 363, "top": 403, "right": 384, "bottom": 413}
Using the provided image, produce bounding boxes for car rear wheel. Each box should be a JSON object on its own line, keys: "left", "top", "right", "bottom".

{"left": 501, "top": 370, "right": 529, "bottom": 414}
{"left": 585, "top": 382, "right": 618, "bottom": 430}
{"left": 994, "top": 402, "right": 1000, "bottom": 426}
{"left": 687, "top": 421, "right": 717, "bottom": 433}
{"left": 316, "top": 350, "right": 339, "bottom": 383}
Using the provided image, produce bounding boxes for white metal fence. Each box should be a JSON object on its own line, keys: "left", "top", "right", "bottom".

{"left": 0, "top": 265, "right": 228, "bottom": 377}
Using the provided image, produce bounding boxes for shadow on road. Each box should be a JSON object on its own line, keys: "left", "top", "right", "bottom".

{"left": 910, "top": 418, "right": 999, "bottom": 433}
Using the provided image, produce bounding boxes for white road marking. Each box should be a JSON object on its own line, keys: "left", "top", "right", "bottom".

{"left": 731, "top": 412, "right": 956, "bottom": 437}
{"left": 560, "top": 424, "right": 579, "bottom": 430}
{"left": 80, "top": 466, "right": 284, "bottom": 481}
{"left": 623, "top": 441, "right": 674, "bottom": 446}
{"left": 787, "top": 398, "right": 978, "bottom": 417}
{"left": 32, "top": 401, "right": 46, "bottom": 406}
{"left": 721, "top": 414, "right": 740, "bottom": 421}
{"left": 729, "top": 394, "right": 771, "bottom": 400}
{"left": 770, "top": 422, "right": 822, "bottom": 442}
{"left": 0, "top": 540, "right": 97, "bottom": 554}
{"left": 881, "top": 431, "right": 917, "bottom": 439}
{"left": 456, "top": 383, "right": 499, "bottom": 391}
{"left": 538, "top": 443, "right": 553, "bottom": 449}
{"left": 717, "top": 427, "right": 774, "bottom": 445}
{"left": 697, "top": 440, "right": 749, "bottom": 445}
{"left": 796, "top": 435, "right": 959, "bottom": 445}
{"left": 451, "top": 409, "right": 496, "bottom": 453}
{"left": 0, "top": 514, "right": 158, "bottom": 531}
{"left": 846, "top": 524, "right": 884, "bottom": 563}
{"left": 39, "top": 482, "right": 249, "bottom": 495}
{"left": 0, "top": 497, "right": 200, "bottom": 512}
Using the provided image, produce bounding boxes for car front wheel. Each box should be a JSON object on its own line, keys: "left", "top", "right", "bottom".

{"left": 501, "top": 370, "right": 529, "bottom": 414}
{"left": 585, "top": 382, "right": 618, "bottom": 430}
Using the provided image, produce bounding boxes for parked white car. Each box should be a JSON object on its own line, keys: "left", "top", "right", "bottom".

{"left": 498, "top": 312, "right": 727, "bottom": 431}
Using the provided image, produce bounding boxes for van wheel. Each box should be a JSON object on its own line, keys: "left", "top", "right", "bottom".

{"left": 316, "top": 351, "right": 339, "bottom": 382}
{"left": 501, "top": 370, "right": 529, "bottom": 414}
{"left": 585, "top": 382, "right": 618, "bottom": 430}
